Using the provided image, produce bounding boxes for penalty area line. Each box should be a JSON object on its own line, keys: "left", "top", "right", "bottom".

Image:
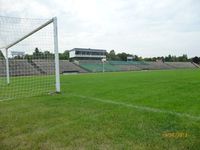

{"left": 72, "top": 94, "right": 200, "bottom": 121}
{"left": 0, "top": 98, "right": 14, "bottom": 102}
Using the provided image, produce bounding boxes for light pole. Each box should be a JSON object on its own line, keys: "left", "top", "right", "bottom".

{"left": 102, "top": 57, "right": 106, "bottom": 73}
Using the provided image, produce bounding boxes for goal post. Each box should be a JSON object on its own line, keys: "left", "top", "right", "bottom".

{"left": 0, "top": 16, "right": 61, "bottom": 100}
{"left": 5, "top": 48, "right": 10, "bottom": 84}
{"left": 53, "top": 17, "right": 60, "bottom": 93}
{"left": 0, "top": 48, "right": 10, "bottom": 85}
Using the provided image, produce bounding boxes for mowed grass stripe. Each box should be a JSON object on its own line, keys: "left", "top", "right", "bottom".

{"left": 69, "top": 94, "right": 200, "bottom": 121}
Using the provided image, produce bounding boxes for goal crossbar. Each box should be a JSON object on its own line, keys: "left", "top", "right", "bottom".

{"left": 4, "top": 18, "right": 54, "bottom": 49}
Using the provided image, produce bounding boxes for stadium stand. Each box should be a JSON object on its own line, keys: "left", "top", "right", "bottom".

{"left": 78, "top": 60, "right": 197, "bottom": 72}
{"left": 192, "top": 62, "right": 200, "bottom": 68}
{"left": 116, "top": 65, "right": 141, "bottom": 71}
{"left": 0, "top": 59, "right": 88, "bottom": 77}
{"left": 77, "top": 60, "right": 102, "bottom": 64}
{"left": 28, "top": 60, "right": 47, "bottom": 74}
{"left": 32, "top": 60, "right": 87, "bottom": 74}
{"left": 109, "top": 61, "right": 147, "bottom": 65}
{"left": 4, "top": 60, "right": 41, "bottom": 76}
{"left": 0, "top": 60, "right": 6, "bottom": 77}
{"left": 80, "top": 63, "right": 121, "bottom": 72}
{"left": 108, "top": 61, "right": 154, "bottom": 70}
{"left": 108, "top": 61, "right": 142, "bottom": 71}
{"left": 165, "top": 62, "right": 196, "bottom": 69}
{"left": 145, "top": 62, "right": 172, "bottom": 70}
{"left": 59, "top": 60, "right": 87, "bottom": 73}
{"left": 1, "top": 59, "right": 198, "bottom": 76}
{"left": 109, "top": 61, "right": 151, "bottom": 70}
{"left": 109, "top": 61, "right": 195, "bottom": 70}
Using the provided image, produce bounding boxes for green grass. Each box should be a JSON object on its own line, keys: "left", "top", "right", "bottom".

{"left": 0, "top": 75, "right": 55, "bottom": 100}
{"left": 0, "top": 69, "right": 200, "bottom": 149}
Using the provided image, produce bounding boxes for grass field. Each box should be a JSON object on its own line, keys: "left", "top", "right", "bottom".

{"left": 0, "top": 69, "right": 200, "bottom": 149}
{"left": 0, "top": 75, "right": 55, "bottom": 100}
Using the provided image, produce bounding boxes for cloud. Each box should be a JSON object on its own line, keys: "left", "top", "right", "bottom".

{"left": 0, "top": 0, "right": 200, "bottom": 57}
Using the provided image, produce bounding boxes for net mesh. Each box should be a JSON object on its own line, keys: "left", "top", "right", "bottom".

{"left": 0, "top": 16, "right": 56, "bottom": 100}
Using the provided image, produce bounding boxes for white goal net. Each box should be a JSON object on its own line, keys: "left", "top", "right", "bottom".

{"left": 0, "top": 16, "right": 60, "bottom": 101}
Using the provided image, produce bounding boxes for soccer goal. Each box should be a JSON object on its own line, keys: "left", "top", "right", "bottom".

{"left": 0, "top": 16, "right": 60, "bottom": 100}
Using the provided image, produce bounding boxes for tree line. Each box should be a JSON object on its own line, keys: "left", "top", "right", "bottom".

{"left": 106, "top": 50, "right": 200, "bottom": 64}
{"left": 0, "top": 48, "right": 200, "bottom": 64}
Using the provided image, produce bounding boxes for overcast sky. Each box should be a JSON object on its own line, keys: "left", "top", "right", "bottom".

{"left": 0, "top": 0, "right": 200, "bottom": 57}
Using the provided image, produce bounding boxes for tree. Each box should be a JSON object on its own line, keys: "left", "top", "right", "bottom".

{"left": 59, "top": 50, "right": 69, "bottom": 60}
{"left": 165, "top": 54, "right": 172, "bottom": 62}
{"left": 176, "top": 54, "right": 188, "bottom": 62}
{"left": 109, "top": 50, "right": 116, "bottom": 60}
{"left": 117, "top": 52, "right": 130, "bottom": 61}
{"left": 0, "top": 50, "right": 4, "bottom": 59}
{"left": 182, "top": 54, "right": 188, "bottom": 62}
{"left": 107, "top": 50, "right": 120, "bottom": 60}
{"left": 134, "top": 55, "right": 142, "bottom": 61}
{"left": 192, "top": 56, "right": 200, "bottom": 64}
{"left": 33, "top": 47, "right": 43, "bottom": 59}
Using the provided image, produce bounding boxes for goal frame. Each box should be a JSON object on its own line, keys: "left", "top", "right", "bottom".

{"left": 0, "top": 17, "right": 60, "bottom": 93}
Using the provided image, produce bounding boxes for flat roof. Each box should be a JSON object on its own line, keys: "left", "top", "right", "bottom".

{"left": 69, "top": 48, "right": 106, "bottom": 52}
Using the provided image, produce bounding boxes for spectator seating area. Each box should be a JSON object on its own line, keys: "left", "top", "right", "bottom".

{"left": 79, "top": 60, "right": 197, "bottom": 72}
{"left": 109, "top": 61, "right": 147, "bottom": 65}
{"left": 0, "top": 60, "right": 41, "bottom": 76}
{"left": 80, "top": 63, "right": 121, "bottom": 72}
{"left": 59, "top": 60, "right": 87, "bottom": 73}
{"left": 144, "top": 62, "right": 172, "bottom": 70}
{"left": 0, "top": 59, "right": 87, "bottom": 77}
{"left": 165, "top": 62, "right": 196, "bottom": 69}
{"left": 0, "top": 60, "right": 6, "bottom": 77}
{"left": 0, "top": 59, "right": 198, "bottom": 76}
{"left": 32, "top": 60, "right": 87, "bottom": 74}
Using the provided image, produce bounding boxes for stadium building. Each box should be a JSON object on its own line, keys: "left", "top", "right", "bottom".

{"left": 69, "top": 48, "right": 106, "bottom": 61}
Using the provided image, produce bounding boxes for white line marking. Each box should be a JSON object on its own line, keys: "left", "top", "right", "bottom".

{"left": 72, "top": 94, "right": 200, "bottom": 121}
{"left": 0, "top": 98, "right": 13, "bottom": 102}
{"left": 1, "top": 93, "right": 199, "bottom": 121}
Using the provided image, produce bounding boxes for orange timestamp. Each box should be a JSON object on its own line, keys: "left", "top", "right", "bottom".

{"left": 162, "top": 132, "right": 188, "bottom": 138}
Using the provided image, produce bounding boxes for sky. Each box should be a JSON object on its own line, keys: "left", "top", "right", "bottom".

{"left": 0, "top": 0, "right": 200, "bottom": 57}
